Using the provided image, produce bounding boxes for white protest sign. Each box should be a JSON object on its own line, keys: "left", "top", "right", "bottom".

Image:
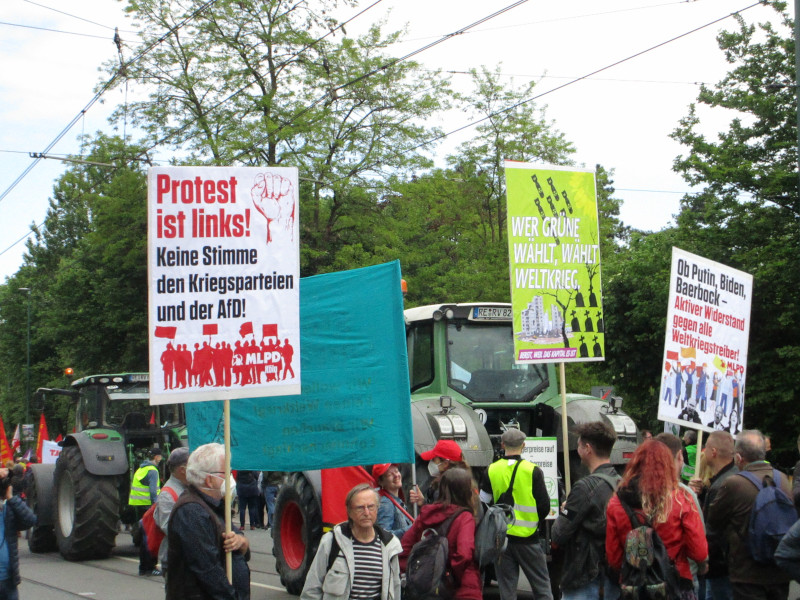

{"left": 657, "top": 247, "right": 752, "bottom": 434}
{"left": 522, "top": 437, "right": 558, "bottom": 520}
{"left": 41, "top": 440, "right": 61, "bottom": 464}
{"left": 147, "top": 166, "right": 300, "bottom": 405}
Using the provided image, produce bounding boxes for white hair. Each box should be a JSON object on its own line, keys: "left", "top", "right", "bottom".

{"left": 186, "top": 443, "right": 225, "bottom": 488}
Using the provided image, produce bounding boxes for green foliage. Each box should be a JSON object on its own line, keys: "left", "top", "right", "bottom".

{"left": 670, "top": 1, "right": 800, "bottom": 462}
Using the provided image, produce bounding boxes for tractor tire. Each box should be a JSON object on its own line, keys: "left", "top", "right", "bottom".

{"left": 272, "top": 473, "right": 323, "bottom": 595}
{"left": 26, "top": 464, "right": 57, "bottom": 553}
{"left": 54, "top": 445, "right": 119, "bottom": 560}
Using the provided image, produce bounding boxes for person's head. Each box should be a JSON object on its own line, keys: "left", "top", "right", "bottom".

{"left": 713, "top": 405, "right": 724, "bottom": 424}
{"left": 437, "top": 467, "right": 476, "bottom": 515}
{"left": 500, "top": 428, "right": 527, "bottom": 455}
{"left": 654, "top": 433, "right": 684, "bottom": 478}
{"left": 687, "top": 398, "right": 697, "bottom": 412}
{"left": 372, "top": 463, "right": 402, "bottom": 494}
{"left": 420, "top": 440, "right": 465, "bottom": 478}
{"left": 150, "top": 447, "right": 164, "bottom": 465}
{"left": 619, "top": 439, "right": 678, "bottom": 523}
{"left": 682, "top": 430, "right": 697, "bottom": 446}
{"left": 704, "top": 431, "right": 734, "bottom": 473}
{"left": 734, "top": 429, "right": 766, "bottom": 469}
{"left": 167, "top": 447, "right": 190, "bottom": 484}
{"left": 641, "top": 430, "right": 653, "bottom": 441}
{"left": 345, "top": 483, "right": 379, "bottom": 531}
{"left": 186, "top": 443, "right": 226, "bottom": 498}
{"left": 575, "top": 421, "right": 616, "bottom": 467}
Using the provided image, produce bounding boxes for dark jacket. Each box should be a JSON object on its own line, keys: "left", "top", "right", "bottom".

{"left": 551, "top": 463, "right": 619, "bottom": 590}
{"left": 702, "top": 460, "right": 738, "bottom": 578}
{"left": 775, "top": 518, "right": 800, "bottom": 582}
{"left": 707, "top": 460, "right": 792, "bottom": 585}
{"left": 2, "top": 495, "right": 37, "bottom": 588}
{"left": 399, "top": 504, "right": 481, "bottom": 600}
{"left": 235, "top": 471, "right": 260, "bottom": 498}
{"left": 167, "top": 486, "right": 250, "bottom": 600}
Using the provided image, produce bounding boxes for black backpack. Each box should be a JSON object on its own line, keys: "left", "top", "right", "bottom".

{"left": 473, "top": 459, "right": 522, "bottom": 568}
{"left": 405, "top": 509, "right": 466, "bottom": 600}
{"left": 617, "top": 497, "right": 682, "bottom": 600}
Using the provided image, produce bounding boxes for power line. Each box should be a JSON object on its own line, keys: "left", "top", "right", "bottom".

{"left": 409, "top": 1, "right": 763, "bottom": 153}
{"left": 0, "top": 21, "right": 130, "bottom": 40}
{"left": 0, "top": 0, "right": 223, "bottom": 207}
{"left": 21, "top": 0, "right": 133, "bottom": 32}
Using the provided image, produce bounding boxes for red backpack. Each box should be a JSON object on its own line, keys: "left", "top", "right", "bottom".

{"left": 141, "top": 486, "right": 179, "bottom": 558}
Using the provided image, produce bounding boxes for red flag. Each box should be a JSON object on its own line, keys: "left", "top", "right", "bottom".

{"left": 154, "top": 326, "right": 177, "bottom": 339}
{"left": 239, "top": 322, "right": 254, "bottom": 337}
{"left": 36, "top": 413, "right": 49, "bottom": 462}
{"left": 55, "top": 434, "right": 63, "bottom": 443}
{"left": 203, "top": 323, "right": 218, "bottom": 336}
{"left": 0, "top": 416, "right": 12, "bottom": 464}
{"left": 666, "top": 350, "right": 679, "bottom": 361}
{"left": 149, "top": 411, "right": 156, "bottom": 425}
{"left": 321, "top": 466, "right": 373, "bottom": 526}
{"left": 11, "top": 425, "right": 20, "bottom": 453}
{"left": 664, "top": 362, "right": 672, "bottom": 372}
{"left": 262, "top": 323, "right": 278, "bottom": 338}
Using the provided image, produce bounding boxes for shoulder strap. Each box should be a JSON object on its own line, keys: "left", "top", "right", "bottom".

{"left": 737, "top": 470, "right": 763, "bottom": 490}
{"left": 379, "top": 488, "right": 415, "bottom": 523}
{"left": 163, "top": 485, "right": 179, "bottom": 501}
{"left": 436, "top": 508, "right": 468, "bottom": 536}
{"left": 503, "top": 458, "right": 523, "bottom": 499}
{"left": 326, "top": 530, "right": 341, "bottom": 573}
{"left": 592, "top": 472, "right": 619, "bottom": 492}
{"left": 616, "top": 495, "right": 648, "bottom": 530}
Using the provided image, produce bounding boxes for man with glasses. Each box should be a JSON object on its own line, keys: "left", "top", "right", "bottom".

{"left": 301, "top": 483, "right": 402, "bottom": 600}
{"left": 166, "top": 443, "right": 251, "bottom": 600}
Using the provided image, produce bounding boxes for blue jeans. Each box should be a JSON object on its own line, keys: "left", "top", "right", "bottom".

{"left": 561, "top": 574, "right": 620, "bottom": 600}
{"left": 264, "top": 484, "right": 278, "bottom": 527}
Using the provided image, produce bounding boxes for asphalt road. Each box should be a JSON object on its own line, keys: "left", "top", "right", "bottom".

{"left": 17, "top": 528, "right": 528, "bottom": 600}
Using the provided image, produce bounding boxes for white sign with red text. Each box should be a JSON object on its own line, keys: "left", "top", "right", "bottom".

{"left": 147, "top": 166, "right": 300, "bottom": 404}
{"left": 41, "top": 440, "right": 61, "bottom": 464}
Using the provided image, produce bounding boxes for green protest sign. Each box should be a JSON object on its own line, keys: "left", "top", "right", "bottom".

{"left": 505, "top": 162, "right": 604, "bottom": 363}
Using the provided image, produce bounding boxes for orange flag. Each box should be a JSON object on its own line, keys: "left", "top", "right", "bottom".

{"left": 36, "top": 413, "right": 49, "bottom": 462}
{"left": 0, "top": 416, "right": 12, "bottom": 464}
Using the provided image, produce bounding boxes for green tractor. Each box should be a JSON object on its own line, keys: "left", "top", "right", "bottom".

{"left": 25, "top": 373, "right": 188, "bottom": 560}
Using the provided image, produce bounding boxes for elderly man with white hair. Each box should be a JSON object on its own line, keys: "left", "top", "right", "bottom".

{"left": 166, "top": 443, "right": 251, "bottom": 600}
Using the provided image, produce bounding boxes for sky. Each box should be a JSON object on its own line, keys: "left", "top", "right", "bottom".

{"left": 0, "top": 0, "right": 786, "bottom": 283}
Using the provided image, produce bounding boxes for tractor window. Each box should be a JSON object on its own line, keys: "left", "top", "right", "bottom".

{"left": 446, "top": 321, "right": 548, "bottom": 402}
{"left": 407, "top": 323, "right": 434, "bottom": 392}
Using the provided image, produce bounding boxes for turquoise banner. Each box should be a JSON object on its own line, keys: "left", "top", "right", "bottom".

{"left": 185, "top": 261, "right": 414, "bottom": 471}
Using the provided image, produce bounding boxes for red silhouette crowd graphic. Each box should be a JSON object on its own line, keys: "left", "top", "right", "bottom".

{"left": 155, "top": 323, "right": 295, "bottom": 390}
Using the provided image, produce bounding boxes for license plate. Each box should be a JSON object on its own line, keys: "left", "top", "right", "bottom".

{"left": 471, "top": 307, "right": 512, "bottom": 321}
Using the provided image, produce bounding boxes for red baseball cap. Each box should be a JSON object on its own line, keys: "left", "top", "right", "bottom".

{"left": 420, "top": 440, "right": 463, "bottom": 462}
{"left": 372, "top": 463, "right": 394, "bottom": 480}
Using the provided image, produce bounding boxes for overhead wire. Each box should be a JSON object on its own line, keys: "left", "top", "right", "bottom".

{"left": 406, "top": 1, "right": 764, "bottom": 154}
{"left": 0, "top": 0, "right": 223, "bottom": 206}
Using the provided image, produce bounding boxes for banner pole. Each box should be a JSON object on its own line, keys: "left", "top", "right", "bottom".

{"left": 559, "top": 362, "right": 571, "bottom": 496}
{"left": 224, "top": 398, "right": 233, "bottom": 583}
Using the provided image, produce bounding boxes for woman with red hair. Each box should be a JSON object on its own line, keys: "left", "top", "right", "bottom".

{"left": 606, "top": 439, "right": 708, "bottom": 599}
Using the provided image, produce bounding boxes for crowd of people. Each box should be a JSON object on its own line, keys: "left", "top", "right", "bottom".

{"left": 7, "top": 425, "right": 800, "bottom": 600}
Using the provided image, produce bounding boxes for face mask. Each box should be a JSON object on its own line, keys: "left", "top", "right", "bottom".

{"left": 204, "top": 473, "right": 236, "bottom": 495}
{"left": 428, "top": 460, "right": 441, "bottom": 478}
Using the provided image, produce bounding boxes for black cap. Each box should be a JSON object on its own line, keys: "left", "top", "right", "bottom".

{"left": 149, "top": 447, "right": 164, "bottom": 458}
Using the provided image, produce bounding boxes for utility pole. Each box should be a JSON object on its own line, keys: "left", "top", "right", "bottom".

{"left": 18, "top": 288, "right": 31, "bottom": 425}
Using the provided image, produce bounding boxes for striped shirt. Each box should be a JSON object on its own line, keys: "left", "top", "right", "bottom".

{"left": 350, "top": 536, "right": 383, "bottom": 600}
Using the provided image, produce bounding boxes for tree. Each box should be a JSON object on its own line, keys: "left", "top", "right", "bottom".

{"left": 0, "top": 136, "right": 149, "bottom": 432}
{"left": 109, "top": 0, "right": 451, "bottom": 275}
{"left": 670, "top": 1, "right": 800, "bottom": 461}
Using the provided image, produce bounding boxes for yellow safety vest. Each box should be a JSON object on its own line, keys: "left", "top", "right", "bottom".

{"left": 488, "top": 457, "right": 539, "bottom": 538}
{"left": 129, "top": 464, "right": 160, "bottom": 506}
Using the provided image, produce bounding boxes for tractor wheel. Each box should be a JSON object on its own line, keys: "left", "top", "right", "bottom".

{"left": 272, "top": 473, "right": 323, "bottom": 595}
{"left": 54, "top": 445, "right": 119, "bottom": 560}
{"left": 26, "top": 464, "right": 57, "bottom": 553}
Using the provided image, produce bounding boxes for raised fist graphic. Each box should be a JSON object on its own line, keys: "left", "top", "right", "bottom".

{"left": 250, "top": 173, "right": 296, "bottom": 244}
